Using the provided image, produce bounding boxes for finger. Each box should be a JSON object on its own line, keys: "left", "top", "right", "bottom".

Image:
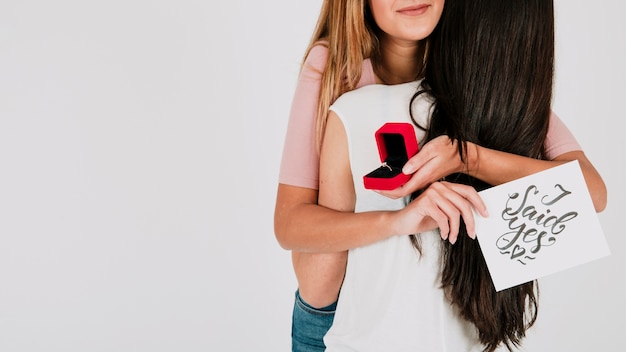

{"left": 430, "top": 182, "right": 478, "bottom": 242}
{"left": 374, "top": 189, "right": 403, "bottom": 200}
{"left": 418, "top": 184, "right": 462, "bottom": 243}
{"left": 384, "top": 178, "right": 433, "bottom": 199}
{"left": 402, "top": 150, "right": 432, "bottom": 175}
{"left": 439, "top": 183, "right": 481, "bottom": 239}
{"left": 430, "top": 186, "right": 462, "bottom": 244}
{"left": 379, "top": 176, "right": 421, "bottom": 199}
{"left": 445, "top": 204, "right": 461, "bottom": 244}
{"left": 414, "top": 188, "right": 451, "bottom": 241}
{"left": 442, "top": 182, "right": 489, "bottom": 218}
{"left": 377, "top": 164, "right": 437, "bottom": 199}
{"left": 430, "top": 208, "right": 450, "bottom": 241}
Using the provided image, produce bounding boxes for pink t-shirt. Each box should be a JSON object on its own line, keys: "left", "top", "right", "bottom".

{"left": 278, "top": 45, "right": 581, "bottom": 190}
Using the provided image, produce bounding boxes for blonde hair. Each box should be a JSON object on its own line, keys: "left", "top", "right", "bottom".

{"left": 303, "top": 0, "right": 378, "bottom": 150}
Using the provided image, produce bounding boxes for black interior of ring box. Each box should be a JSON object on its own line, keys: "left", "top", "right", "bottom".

{"left": 365, "top": 133, "right": 408, "bottom": 178}
{"left": 363, "top": 122, "right": 419, "bottom": 190}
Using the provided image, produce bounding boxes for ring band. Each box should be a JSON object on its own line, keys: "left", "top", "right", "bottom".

{"left": 382, "top": 162, "right": 392, "bottom": 171}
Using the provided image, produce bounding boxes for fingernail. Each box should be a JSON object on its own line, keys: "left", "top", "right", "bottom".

{"left": 402, "top": 165, "right": 414, "bottom": 174}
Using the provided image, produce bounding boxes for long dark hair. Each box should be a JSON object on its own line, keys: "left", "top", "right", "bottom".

{"left": 410, "top": 1, "right": 554, "bottom": 351}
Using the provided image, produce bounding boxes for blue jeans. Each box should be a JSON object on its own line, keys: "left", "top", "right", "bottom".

{"left": 291, "top": 290, "right": 337, "bottom": 352}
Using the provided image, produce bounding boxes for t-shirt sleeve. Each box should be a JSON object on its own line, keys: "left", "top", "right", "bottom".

{"left": 544, "top": 110, "right": 582, "bottom": 160}
{"left": 278, "top": 44, "right": 329, "bottom": 190}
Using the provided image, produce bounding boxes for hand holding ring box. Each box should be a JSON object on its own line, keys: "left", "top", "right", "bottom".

{"left": 363, "top": 122, "right": 419, "bottom": 190}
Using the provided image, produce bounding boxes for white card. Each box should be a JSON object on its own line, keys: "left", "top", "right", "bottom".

{"left": 474, "top": 160, "right": 610, "bottom": 292}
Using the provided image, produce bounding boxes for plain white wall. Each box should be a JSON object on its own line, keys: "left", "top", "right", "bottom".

{"left": 0, "top": 1, "right": 623, "bottom": 351}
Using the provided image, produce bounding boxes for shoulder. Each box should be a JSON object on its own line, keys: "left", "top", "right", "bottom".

{"left": 303, "top": 40, "right": 377, "bottom": 88}
{"left": 302, "top": 41, "right": 329, "bottom": 74}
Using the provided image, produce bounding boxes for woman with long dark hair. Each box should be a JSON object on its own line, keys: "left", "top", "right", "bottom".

{"left": 411, "top": 1, "right": 555, "bottom": 350}
{"left": 318, "top": 0, "right": 606, "bottom": 351}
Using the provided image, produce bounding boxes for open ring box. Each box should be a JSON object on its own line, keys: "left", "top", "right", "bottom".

{"left": 363, "top": 122, "right": 419, "bottom": 190}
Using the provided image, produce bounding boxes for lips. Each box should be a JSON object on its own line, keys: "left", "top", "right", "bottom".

{"left": 397, "top": 4, "right": 429, "bottom": 16}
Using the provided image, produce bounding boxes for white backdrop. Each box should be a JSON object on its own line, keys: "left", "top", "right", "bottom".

{"left": 0, "top": 1, "right": 624, "bottom": 351}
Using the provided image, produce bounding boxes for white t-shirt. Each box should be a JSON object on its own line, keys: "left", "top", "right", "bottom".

{"left": 324, "top": 82, "right": 483, "bottom": 352}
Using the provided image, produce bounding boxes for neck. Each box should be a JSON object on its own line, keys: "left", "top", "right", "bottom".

{"left": 374, "top": 36, "right": 425, "bottom": 85}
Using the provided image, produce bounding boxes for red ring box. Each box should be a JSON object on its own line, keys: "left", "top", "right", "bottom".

{"left": 363, "top": 122, "right": 419, "bottom": 190}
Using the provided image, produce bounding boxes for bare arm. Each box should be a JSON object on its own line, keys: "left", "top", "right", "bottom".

{"left": 274, "top": 184, "right": 396, "bottom": 252}
{"left": 274, "top": 112, "right": 405, "bottom": 253}
{"left": 379, "top": 136, "right": 607, "bottom": 212}
{"left": 468, "top": 147, "right": 606, "bottom": 212}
